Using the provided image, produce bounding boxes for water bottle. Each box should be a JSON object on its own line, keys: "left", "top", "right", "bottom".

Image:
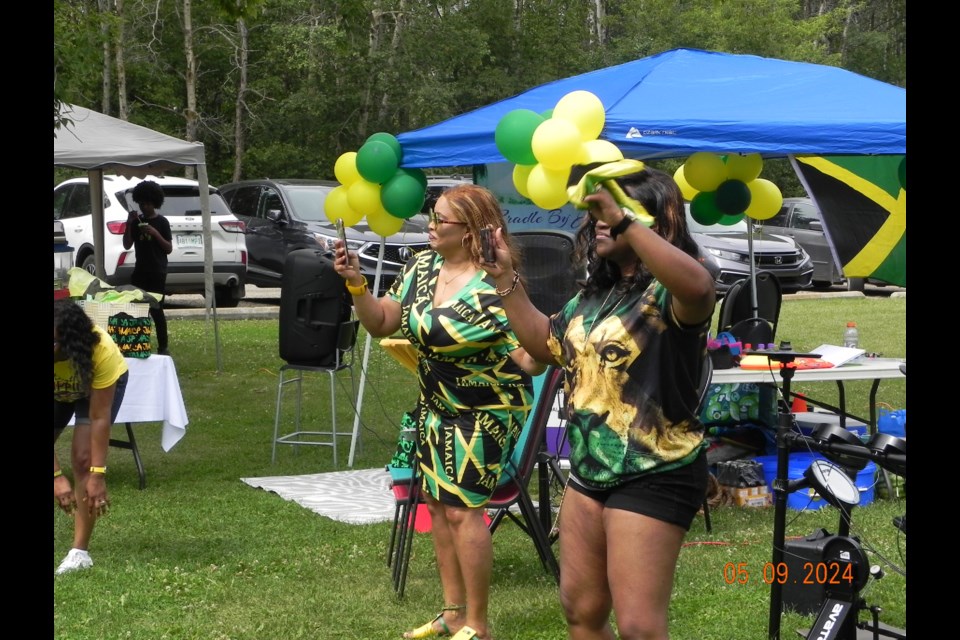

{"left": 843, "top": 322, "right": 859, "bottom": 349}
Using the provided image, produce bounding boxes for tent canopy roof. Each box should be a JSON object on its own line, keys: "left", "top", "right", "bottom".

{"left": 397, "top": 48, "right": 906, "bottom": 168}
{"left": 54, "top": 103, "right": 206, "bottom": 175}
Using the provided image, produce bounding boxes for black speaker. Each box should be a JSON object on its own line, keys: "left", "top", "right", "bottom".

{"left": 513, "top": 231, "right": 581, "bottom": 316}
{"left": 781, "top": 529, "right": 869, "bottom": 615}
{"left": 279, "top": 249, "right": 352, "bottom": 366}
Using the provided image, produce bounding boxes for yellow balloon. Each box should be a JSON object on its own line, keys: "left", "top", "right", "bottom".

{"left": 367, "top": 206, "right": 404, "bottom": 236}
{"left": 531, "top": 118, "right": 583, "bottom": 171}
{"left": 578, "top": 139, "right": 623, "bottom": 165}
{"left": 683, "top": 152, "right": 727, "bottom": 192}
{"left": 334, "top": 151, "right": 361, "bottom": 186}
{"left": 347, "top": 179, "right": 382, "bottom": 216}
{"left": 323, "top": 185, "right": 363, "bottom": 226}
{"left": 512, "top": 164, "right": 534, "bottom": 198}
{"left": 744, "top": 178, "right": 783, "bottom": 221}
{"left": 553, "top": 90, "right": 606, "bottom": 141}
{"left": 725, "top": 153, "right": 764, "bottom": 183}
{"left": 527, "top": 163, "right": 571, "bottom": 209}
{"left": 673, "top": 165, "right": 699, "bottom": 201}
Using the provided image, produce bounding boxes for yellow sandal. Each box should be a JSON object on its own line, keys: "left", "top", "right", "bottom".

{"left": 450, "top": 626, "right": 482, "bottom": 640}
{"left": 402, "top": 605, "right": 466, "bottom": 639}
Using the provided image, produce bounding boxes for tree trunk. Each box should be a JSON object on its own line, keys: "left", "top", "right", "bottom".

{"left": 115, "top": 0, "right": 128, "bottom": 120}
{"left": 99, "top": 0, "right": 112, "bottom": 115}
{"left": 183, "top": 0, "right": 197, "bottom": 179}
{"left": 232, "top": 15, "right": 249, "bottom": 182}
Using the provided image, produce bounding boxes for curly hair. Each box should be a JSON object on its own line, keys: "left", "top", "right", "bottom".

{"left": 571, "top": 166, "right": 699, "bottom": 296}
{"left": 54, "top": 299, "right": 99, "bottom": 390}
{"left": 438, "top": 184, "right": 524, "bottom": 277}
{"left": 131, "top": 179, "right": 165, "bottom": 208}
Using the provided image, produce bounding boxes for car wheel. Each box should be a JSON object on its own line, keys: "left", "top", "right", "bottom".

{"left": 81, "top": 253, "right": 97, "bottom": 275}
{"left": 846, "top": 277, "right": 865, "bottom": 292}
{"left": 213, "top": 284, "right": 243, "bottom": 308}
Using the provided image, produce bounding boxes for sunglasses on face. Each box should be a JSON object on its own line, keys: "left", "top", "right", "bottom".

{"left": 429, "top": 210, "right": 468, "bottom": 226}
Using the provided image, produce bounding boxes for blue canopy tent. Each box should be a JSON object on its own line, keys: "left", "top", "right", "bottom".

{"left": 397, "top": 48, "right": 905, "bottom": 165}
{"left": 396, "top": 47, "right": 906, "bottom": 298}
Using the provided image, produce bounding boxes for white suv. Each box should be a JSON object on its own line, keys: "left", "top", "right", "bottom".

{"left": 53, "top": 175, "right": 249, "bottom": 306}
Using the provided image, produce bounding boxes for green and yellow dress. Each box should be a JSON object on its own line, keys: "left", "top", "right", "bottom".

{"left": 387, "top": 250, "right": 533, "bottom": 508}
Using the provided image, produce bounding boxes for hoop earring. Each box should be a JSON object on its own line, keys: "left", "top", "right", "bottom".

{"left": 461, "top": 234, "right": 470, "bottom": 248}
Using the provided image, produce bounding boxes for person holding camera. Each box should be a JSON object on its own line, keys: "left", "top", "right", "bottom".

{"left": 481, "top": 165, "right": 716, "bottom": 640}
{"left": 122, "top": 179, "right": 173, "bottom": 355}
{"left": 54, "top": 299, "right": 129, "bottom": 574}
{"left": 334, "top": 184, "right": 544, "bottom": 640}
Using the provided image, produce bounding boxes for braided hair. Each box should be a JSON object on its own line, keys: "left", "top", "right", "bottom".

{"left": 54, "top": 299, "right": 99, "bottom": 391}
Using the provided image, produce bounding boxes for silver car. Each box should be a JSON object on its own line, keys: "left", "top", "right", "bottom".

{"left": 686, "top": 204, "right": 814, "bottom": 295}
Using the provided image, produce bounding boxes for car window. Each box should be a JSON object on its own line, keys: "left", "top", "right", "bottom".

{"left": 283, "top": 185, "right": 330, "bottom": 222}
{"left": 53, "top": 185, "right": 72, "bottom": 220}
{"left": 260, "top": 188, "right": 287, "bottom": 220}
{"left": 118, "top": 186, "right": 232, "bottom": 217}
{"left": 790, "top": 202, "right": 820, "bottom": 230}
{"left": 224, "top": 186, "right": 262, "bottom": 218}
{"left": 56, "top": 183, "right": 93, "bottom": 220}
{"left": 767, "top": 206, "right": 790, "bottom": 227}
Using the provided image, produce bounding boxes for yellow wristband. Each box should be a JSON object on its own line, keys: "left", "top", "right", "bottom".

{"left": 54, "top": 469, "right": 63, "bottom": 478}
{"left": 346, "top": 275, "right": 368, "bottom": 297}
{"left": 90, "top": 466, "right": 107, "bottom": 474}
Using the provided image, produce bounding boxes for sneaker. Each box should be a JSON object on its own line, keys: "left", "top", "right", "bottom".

{"left": 56, "top": 548, "right": 93, "bottom": 575}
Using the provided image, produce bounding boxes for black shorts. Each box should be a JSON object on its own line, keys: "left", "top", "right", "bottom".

{"left": 567, "top": 448, "right": 708, "bottom": 531}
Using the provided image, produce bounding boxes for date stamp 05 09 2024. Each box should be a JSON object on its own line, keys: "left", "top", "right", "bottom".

{"left": 723, "top": 561, "right": 854, "bottom": 586}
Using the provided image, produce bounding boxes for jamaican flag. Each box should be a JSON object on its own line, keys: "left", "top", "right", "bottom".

{"left": 791, "top": 155, "right": 905, "bottom": 287}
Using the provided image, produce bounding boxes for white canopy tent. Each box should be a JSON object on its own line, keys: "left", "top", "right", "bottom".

{"left": 54, "top": 103, "right": 223, "bottom": 368}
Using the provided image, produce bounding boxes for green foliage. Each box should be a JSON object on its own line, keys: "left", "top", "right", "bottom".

{"left": 53, "top": 0, "right": 906, "bottom": 191}
{"left": 53, "top": 296, "right": 906, "bottom": 638}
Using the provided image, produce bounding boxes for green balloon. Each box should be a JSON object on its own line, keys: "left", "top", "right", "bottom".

{"left": 495, "top": 109, "right": 544, "bottom": 165}
{"left": 380, "top": 173, "right": 426, "bottom": 219}
{"left": 717, "top": 213, "right": 745, "bottom": 226}
{"left": 356, "top": 140, "right": 400, "bottom": 184}
{"left": 366, "top": 132, "right": 403, "bottom": 164}
{"left": 690, "top": 192, "right": 722, "bottom": 225}
{"left": 715, "top": 179, "right": 751, "bottom": 215}
{"left": 397, "top": 167, "right": 428, "bottom": 191}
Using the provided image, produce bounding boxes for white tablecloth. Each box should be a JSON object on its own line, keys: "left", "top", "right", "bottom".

{"left": 69, "top": 355, "right": 188, "bottom": 452}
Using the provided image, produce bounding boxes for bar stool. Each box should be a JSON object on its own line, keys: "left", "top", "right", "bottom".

{"left": 272, "top": 319, "right": 359, "bottom": 468}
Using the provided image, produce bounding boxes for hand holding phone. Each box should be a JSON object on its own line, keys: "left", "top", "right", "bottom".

{"left": 336, "top": 218, "right": 347, "bottom": 247}
{"left": 480, "top": 227, "right": 496, "bottom": 264}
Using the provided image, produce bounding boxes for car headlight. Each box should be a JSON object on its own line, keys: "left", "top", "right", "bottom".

{"left": 313, "top": 232, "right": 363, "bottom": 253}
{"left": 707, "top": 247, "right": 748, "bottom": 263}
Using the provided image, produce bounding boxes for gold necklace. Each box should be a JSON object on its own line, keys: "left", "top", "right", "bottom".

{"left": 441, "top": 263, "right": 473, "bottom": 286}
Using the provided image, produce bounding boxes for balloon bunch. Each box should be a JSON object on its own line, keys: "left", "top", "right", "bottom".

{"left": 326, "top": 132, "right": 428, "bottom": 236}
{"left": 495, "top": 90, "right": 621, "bottom": 209}
{"left": 673, "top": 152, "right": 783, "bottom": 225}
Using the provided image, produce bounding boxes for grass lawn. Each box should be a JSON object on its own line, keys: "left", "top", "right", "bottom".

{"left": 54, "top": 295, "right": 907, "bottom": 639}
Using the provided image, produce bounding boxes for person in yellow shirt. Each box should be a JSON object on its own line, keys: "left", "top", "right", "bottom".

{"left": 53, "top": 299, "right": 129, "bottom": 575}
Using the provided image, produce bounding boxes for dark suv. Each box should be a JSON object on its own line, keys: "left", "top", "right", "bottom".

{"left": 219, "top": 177, "right": 468, "bottom": 294}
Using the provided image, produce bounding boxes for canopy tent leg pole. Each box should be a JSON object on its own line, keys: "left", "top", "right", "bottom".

{"left": 87, "top": 169, "right": 106, "bottom": 279}
{"left": 748, "top": 218, "right": 759, "bottom": 319}
{"left": 196, "top": 164, "right": 222, "bottom": 372}
{"left": 348, "top": 238, "right": 387, "bottom": 467}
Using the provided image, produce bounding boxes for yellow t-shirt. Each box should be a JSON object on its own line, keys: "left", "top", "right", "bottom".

{"left": 53, "top": 325, "right": 129, "bottom": 402}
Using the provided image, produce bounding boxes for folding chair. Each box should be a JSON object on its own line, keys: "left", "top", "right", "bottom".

{"left": 389, "top": 367, "right": 562, "bottom": 597}
{"left": 717, "top": 271, "right": 783, "bottom": 345}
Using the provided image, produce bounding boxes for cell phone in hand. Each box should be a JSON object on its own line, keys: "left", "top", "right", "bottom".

{"left": 480, "top": 227, "right": 496, "bottom": 264}
{"left": 336, "top": 218, "right": 347, "bottom": 247}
